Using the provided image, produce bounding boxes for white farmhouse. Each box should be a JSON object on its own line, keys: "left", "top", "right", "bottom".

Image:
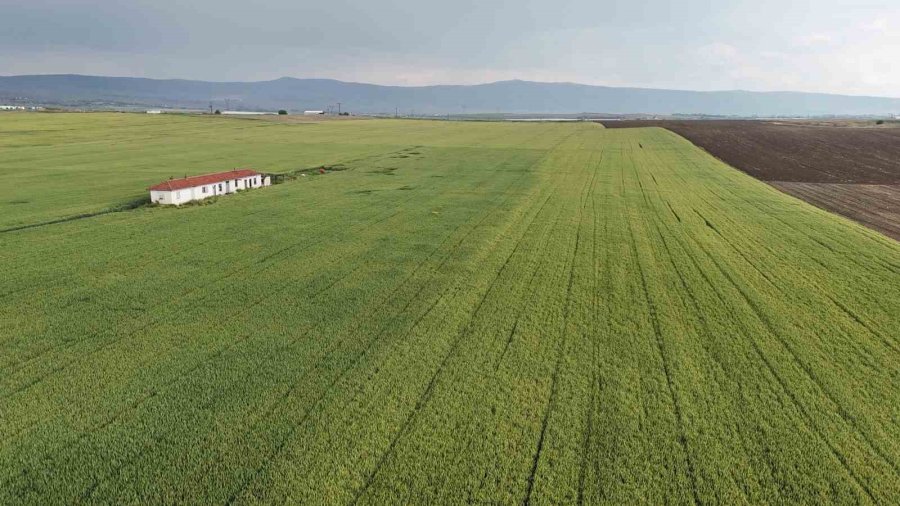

{"left": 149, "top": 169, "right": 271, "bottom": 206}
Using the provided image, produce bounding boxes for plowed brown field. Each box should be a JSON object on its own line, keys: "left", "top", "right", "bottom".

{"left": 603, "top": 120, "right": 900, "bottom": 239}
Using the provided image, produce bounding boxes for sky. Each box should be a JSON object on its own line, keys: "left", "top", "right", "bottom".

{"left": 1, "top": 0, "right": 898, "bottom": 96}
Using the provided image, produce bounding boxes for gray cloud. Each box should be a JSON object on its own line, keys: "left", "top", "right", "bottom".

{"left": 1, "top": 0, "right": 897, "bottom": 96}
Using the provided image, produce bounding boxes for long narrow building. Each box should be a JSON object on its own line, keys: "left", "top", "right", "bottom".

{"left": 149, "top": 169, "right": 270, "bottom": 205}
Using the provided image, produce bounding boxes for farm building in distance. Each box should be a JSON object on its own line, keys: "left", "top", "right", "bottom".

{"left": 304, "top": 110, "right": 325, "bottom": 115}
{"left": 149, "top": 169, "right": 270, "bottom": 206}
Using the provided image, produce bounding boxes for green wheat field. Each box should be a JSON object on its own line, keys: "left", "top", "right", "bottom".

{"left": 1, "top": 113, "right": 898, "bottom": 504}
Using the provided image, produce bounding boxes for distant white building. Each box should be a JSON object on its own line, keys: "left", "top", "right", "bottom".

{"left": 149, "top": 169, "right": 271, "bottom": 206}
{"left": 146, "top": 110, "right": 163, "bottom": 114}
{"left": 0, "top": 105, "right": 26, "bottom": 110}
{"left": 304, "top": 110, "right": 325, "bottom": 115}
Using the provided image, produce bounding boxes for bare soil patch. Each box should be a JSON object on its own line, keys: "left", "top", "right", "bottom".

{"left": 602, "top": 120, "right": 900, "bottom": 184}
{"left": 602, "top": 120, "right": 900, "bottom": 239}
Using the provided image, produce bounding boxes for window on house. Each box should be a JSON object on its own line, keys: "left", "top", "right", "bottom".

{"left": 202, "top": 186, "right": 207, "bottom": 193}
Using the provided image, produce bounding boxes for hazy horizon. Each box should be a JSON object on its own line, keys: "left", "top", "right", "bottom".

{"left": 1, "top": 1, "right": 897, "bottom": 97}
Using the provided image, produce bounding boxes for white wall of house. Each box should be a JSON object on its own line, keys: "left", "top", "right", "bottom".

{"left": 150, "top": 190, "right": 174, "bottom": 205}
{"left": 150, "top": 175, "right": 271, "bottom": 206}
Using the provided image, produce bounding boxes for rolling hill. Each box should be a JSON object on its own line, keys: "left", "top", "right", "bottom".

{"left": 2, "top": 74, "right": 900, "bottom": 116}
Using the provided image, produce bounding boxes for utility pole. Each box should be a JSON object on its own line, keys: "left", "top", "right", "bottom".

{"left": 209, "top": 102, "right": 213, "bottom": 114}
{"left": 337, "top": 102, "right": 342, "bottom": 115}
{"left": 395, "top": 107, "right": 399, "bottom": 118}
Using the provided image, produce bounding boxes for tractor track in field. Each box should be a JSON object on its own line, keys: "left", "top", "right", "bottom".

{"left": 224, "top": 161, "right": 543, "bottom": 504}
{"left": 0, "top": 142, "right": 409, "bottom": 238}
{"left": 3, "top": 252, "right": 375, "bottom": 490}
{"left": 1, "top": 164, "right": 511, "bottom": 475}
{"left": 0, "top": 203, "right": 145, "bottom": 235}
{"left": 668, "top": 140, "right": 900, "bottom": 274}
{"left": 0, "top": 206, "right": 272, "bottom": 304}
{"left": 58, "top": 239, "right": 389, "bottom": 494}
{"left": 0, "top": 146, "right": 429, "bottom": 345}
{"left": 461, "top": 191, "right": 574, "bottom": 503}
{"left": 398, "top": 179, "right": 569, "bottom": 505}
{"left": 665, "top": 146, "right": 899, "bottom": 311}
{"left": 350, "top": 205, "right": 562, "bottom": 503}
{"left": 577, "top": 153, "right": 604, "bottom": 505}
{"left": 656, "top": 219, "right": 788, "bottom": 498}
{"left": 602, "top": 120, "right": 900, "bottom": 240}
{"left": 638, "top": 161, "right": 779, "bottom": 500}
{"left": 700, "top": 250, "right": 879, "bottom": 502}
{"left": 75, "top": 167, "right": 523, "bottom": 503}
{"left": 670, "top": 204, "right": 887, "bottom": 501}
{"left": 345, "top": 132, "right": 588, "bottom": 504}
{"left": 0, "top": 195, "right": 420, "bottom": 401}
{"left": 692, "top": 199, "right": 900, "bottom": 357}
{"left": 523, "top": 155, "right": 595, "bottom": 506}
{"left": 350, "top": 154, "right": 582, "bottom": 505}
{"left": 460, "top": 172, "right": 578, "bottom": 503}
{"left": 688, "top": 210, "right": 900, "bottom": 478}
{"left": 626, "top": 160, "right": 702, "bottom": 506}
{"left": 491, "top": 189, "right": 566, "bottom": 371}
{"left": 0, "top": 188, "right": 422, "bottom": 379}
{"left": 670, "top": 147, "right": 900, "bottom": 349}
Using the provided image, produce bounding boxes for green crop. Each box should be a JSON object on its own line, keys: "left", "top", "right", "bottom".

{"left": 0, "top": 114, "right": 897, "bottom": 504}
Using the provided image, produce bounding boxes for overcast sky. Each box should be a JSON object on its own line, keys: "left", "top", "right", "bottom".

{"left": 1, "top": 0, "right": 898, "bottom": 96}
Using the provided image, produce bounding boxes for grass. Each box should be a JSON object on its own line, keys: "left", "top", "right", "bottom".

{"left": 0, "top": 114, "right": 898, "bottom": 504}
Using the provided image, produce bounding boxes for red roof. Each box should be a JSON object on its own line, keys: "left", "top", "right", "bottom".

{"left": 148, "top": 169, "right": 261, "bottom": 191}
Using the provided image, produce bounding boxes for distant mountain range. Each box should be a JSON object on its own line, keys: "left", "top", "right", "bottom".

{"left": 1, "top": 74, "right": 899, "bottom": 117}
